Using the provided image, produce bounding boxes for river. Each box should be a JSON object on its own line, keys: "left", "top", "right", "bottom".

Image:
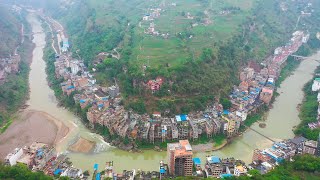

{"left": 26, "top": 13, "right": 320, "bottom": 172}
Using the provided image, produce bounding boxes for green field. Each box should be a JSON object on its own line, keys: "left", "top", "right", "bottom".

{"left": 131, "top": 0, "right": 257, "bottom": 68}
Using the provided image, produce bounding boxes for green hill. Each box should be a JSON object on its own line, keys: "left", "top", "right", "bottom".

{"left": 0, "top": 6, "right": 21, "bottom": 58}
{"left": 40, "top": 0, "right": 320, "bottom": 114}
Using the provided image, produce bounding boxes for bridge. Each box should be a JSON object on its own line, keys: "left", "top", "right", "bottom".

{"left": 290, "top": 54, "right": 320, "bottom": 62}
{"left": 243, "top": 125, "right": 276, "bottom": 143}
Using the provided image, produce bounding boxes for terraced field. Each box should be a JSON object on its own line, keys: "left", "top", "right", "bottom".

{"left": 130, "top": 0, "right": 257, "bottom": 68}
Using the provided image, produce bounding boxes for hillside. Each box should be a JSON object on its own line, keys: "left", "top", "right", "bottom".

{"left": 40, "top": 0, "right": 320, "bottom": 114}
{"left": 0, "top": 8, "right": 33, "bottom": 130}
{"left": 0, "top": 6, "right": 21, "bottom": 58}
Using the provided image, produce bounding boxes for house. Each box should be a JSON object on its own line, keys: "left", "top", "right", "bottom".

{"left": 312, "top": 78, "right": 320, "bottom": 91}
{"left": 205, "top": 156, "right": 223, "bottom": 178}
{"left": 234, "top": 165, "right": 247, "bottom": 176}
{"left": 147, "top": 77, "right": 164, "bottom": 92}
{"left": 239, "top": 81, "right": 249, "bottom": 92}
{"left": 221, "top": 115, "right": 237, "bottom": 137}
{"left": 260, "top": 87, "right": 273, "bottom": 104}
{"left": 5, "top": 148, "right": 23, "bottom": 166}
{"left": 303, "top": 140, "right": 318, "bottom": 155}
{"left": 239, "top": 68, "right": 254, "bottom": 81}
{"left": 61, "top": 38, "right": 69, "bottom": 53}
{"left": 60, "top": 167, "right": 83, "bottom": 179}
{"left": 95, "top": 89, "right": 108, "bottom": 101}
{"left": 75, "top": 78, "right": 89, "bottom": 90}
{"left": 153, "top": 112, "right": 161, "bottom": 118}
{"left": 108, "top": 85, "right": 119, "bottom": 98}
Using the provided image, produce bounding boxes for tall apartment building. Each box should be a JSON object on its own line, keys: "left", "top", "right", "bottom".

{"left": 167, "top": 140, "right": 193, "bottom": 177}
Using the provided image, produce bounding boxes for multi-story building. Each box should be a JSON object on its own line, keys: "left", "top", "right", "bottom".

{"left": 252, "top": 149, "right": 271, "bottom": 163}
{"left": 221, "top": 115, "right": 237, "bottom": 137}
{"left": 167, "top": 140, "right": 193, "bottom": 176}
{"left": 205, "top": 156, "right": 223, "bottom": 178}
{"left": 303, "top": 140, "right": 318, "bottom": 155}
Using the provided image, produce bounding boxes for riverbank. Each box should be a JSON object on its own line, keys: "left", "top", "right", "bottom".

{"left": 0, "top": 110, "right": 69, "bottom": 159}
{"left": 0, "top": 22, "right": 34, "bottom": 131}
{"left": 295, "top": 65, "right": 320, "bottom": 140}
{"left": 69, "top": 137, "right": 96, "bottom": 153}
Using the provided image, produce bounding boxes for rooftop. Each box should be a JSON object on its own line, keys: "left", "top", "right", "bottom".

{"left": 207, "top": 156, "right": 221, "bottom": 164}
{"left": 304, "top": 140, "right": 318, "bottom": 148}
{"left": 168, "top": 140, "right": 193, "bottom": 157}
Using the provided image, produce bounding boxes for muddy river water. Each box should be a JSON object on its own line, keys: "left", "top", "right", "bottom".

{"left": 27, "top": 13, "right": 320, "bottom": 172}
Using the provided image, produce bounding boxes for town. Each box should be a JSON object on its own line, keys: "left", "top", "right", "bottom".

{"left": 52, "top": 23, "right": 309, "bottom": 150}
{"left": 4, "top": 135, "right": 320, "bottom": 179}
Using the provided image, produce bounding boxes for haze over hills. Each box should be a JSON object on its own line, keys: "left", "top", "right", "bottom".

{"left": 0, "top": 6, "right": 21, "bottom": 58}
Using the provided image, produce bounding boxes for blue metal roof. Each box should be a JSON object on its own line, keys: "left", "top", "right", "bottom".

{"left": 180, "top": 114, "right": 187, "bottom": 121}
{"left": 208, "top": 156, "right": 220, "bottom": 163}
{"left": 54, "top": 169, "right": 62, "bottom": 175}
{"left": 193, "top": 158, "right": 201, "bottom": 165}
{"left": 67, "top": 85, "right": 74, "bottom": 90}
{"left": 98, "top": 104, "right": 104, "bottom": 108}
{"left": 80, "top": 99, "right": 86, "bottom": 103}
{"left": 176, "top": 114, "right": 188, "bottom": 122}
{"left": 96, "top": 173, "right": 101, "bottom": 180}
{"left": 242, "top": 97, "right": 249, "bottom": 101}
{"left": 160, "top": 168, "right": 166, "bottom": 174}
{"left": 223, "top": 110, "right": 229, "bottom": 115}
{"left": 94, "top": 163, "right": 98, "bottom": 171}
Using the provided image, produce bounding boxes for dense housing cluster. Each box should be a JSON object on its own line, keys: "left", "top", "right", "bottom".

{"left": 4, "top": 142, "right": 84, "bottom": 179}
{"left": 53, "top": 26, "right": 309, "bottom": 147}
{"left": 252, "top": 135, "right": 320, "bottom": 174}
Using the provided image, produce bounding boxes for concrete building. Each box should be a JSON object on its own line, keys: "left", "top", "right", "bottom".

{"left": 252, "top": 149, "right": 271, "bottom": 163}
{"left": 234, "top": 165, "right": 247, "bottom": 176}
{"left": 205, "top": 156, "right": 223, "bottom": 178}
{"left": 60, "top": 167, "right": 83, "bottom": 179}
{"left": 260, "top": 87, "right": 273, "bottom": 104}
{"left": 70, "top": 61, "right": 80, "bottom": 75}
{"left": 303, "top": 140, "right": 318, "bottom": 155}
{"left": 167, "top": 140, "right": 193, "bottom": 176}
{"left": 221, "top": 115, "right": 238, "bottom": 137}
{"left": 108, "top": 85, "right": 119, "bottom": 98}
{"left": 312, "top": 78, "right": 320, "bottom": 91}
{"left": 5, "top": 148, "right": 23, "bottom": 166}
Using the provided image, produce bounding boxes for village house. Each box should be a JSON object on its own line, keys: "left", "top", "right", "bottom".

{"left": 312, "top": 78, "right": 320, "bottom": 91}
{"left": 303, "top": 140, "right": 318, "bottom": 155}
{"left": 147, "top": 77, "right": 164, "bottom": 92}
{"left": 259, "top": 87, "right": 273, "bottom": 104}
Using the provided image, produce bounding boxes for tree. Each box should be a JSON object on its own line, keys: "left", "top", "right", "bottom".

{"left": 220, "top": 97, "right": 232, "bottom": 109}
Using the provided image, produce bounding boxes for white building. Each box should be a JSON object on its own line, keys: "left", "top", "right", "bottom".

{"left": 5, "top": 148, "right": 23, "bottom": 166}
{"left": 274, "top": 47, "right": 283, "bottom": 55}
{"left": 70, "top": 61, "right": 80, "bottom": 75}
{"left": 312, "top": 78, "right": 320, "bottom": 91}
{"left": 61, "top": 167, "right": 83, "bottom": 179}
{"left": 236, "top": 111, "right": 247, "bottom": 121}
